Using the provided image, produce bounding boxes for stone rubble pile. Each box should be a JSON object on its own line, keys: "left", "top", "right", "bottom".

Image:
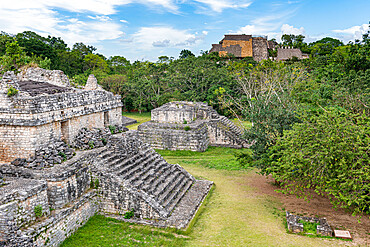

{"left": 11, "top": 140, "right": 75, "bottom": 169}
{"left": 73, "top": 125, "right": 129, "bottom": 150}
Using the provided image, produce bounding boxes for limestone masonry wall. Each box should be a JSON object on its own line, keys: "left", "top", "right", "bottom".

{"left": 138, "top": 121, "right": 209, "bottom": 151}
{"left": 139, "top": 101, "right": 249, "bottom": 151}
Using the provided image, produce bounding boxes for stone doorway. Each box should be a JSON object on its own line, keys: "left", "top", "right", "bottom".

{"left": 61, "top": 120, "right": 69, "bottom": 142}
{"left": 104, "top": 112, "right": 109, "bottom": 127}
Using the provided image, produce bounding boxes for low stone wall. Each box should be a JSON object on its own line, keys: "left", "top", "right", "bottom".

{"left": 138, "top": 121, "right": 209, "bottom": 151}
{"left": 286, "top": 211, "right": 333, "bottom": 236}
{"left": 0, "top": 178, "right": 50, "bottom": 240}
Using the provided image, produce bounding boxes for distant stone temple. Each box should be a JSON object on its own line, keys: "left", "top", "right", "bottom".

{"left": 138, "top": 101, "right": 249, "bottom": 151}
{"left": 0, "top": 69, "right": 212, "bottom": 246}
{"left": 209, "top": 34, "right": 270, "bottom": 62}
{"left": 276, "top": 47, "right": 307, "bottom": 61}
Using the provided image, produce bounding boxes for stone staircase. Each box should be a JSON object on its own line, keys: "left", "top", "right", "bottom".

{"left": 93, "top": 132, "right": 195, "bottom": 218}
{"left": 209, "top": 116, "right": 248, "bottom": 148}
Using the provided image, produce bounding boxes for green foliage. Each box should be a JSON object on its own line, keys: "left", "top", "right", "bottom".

{"left": 88, "top": 141, "right": 94, "bottom": 149}
{"left": 298, "top": 220, "right": 319, "bottom": 235}
{"left": 108, "top": 125, "right": 116, "bottom": 134}
{"left": 262, "top": 109, "right": 370, "bottom": 215}
{"left": 90, "top": 178, "right": 100, "bottom": 189}
{"left": 183, "top": 119, "right": 188, "bottom": 124}
{"left": 38, "top": 57, "right": 51, "bottom": 70}
{"left": 179, "top": 49, "right": 195, "bottom": 59}
{"left": 234, "top": 151, "right": 254, "bottom": 168}
{"left": 101, "top": 138, "right": 107, "bottom": 145}
{"left": 123, "top": 209, "right": 135, "bottom": 219}
{"left": 34, "top": 205, "right": 43, "bottom": 218}
{"left": 7, "top": 86, "right": 18, "bottom": 97}
{"left": 184, "top": 126, "right": 191, "bottom": 131}
{"left": 58, "top": 152, "right": 67, "bottom": 162}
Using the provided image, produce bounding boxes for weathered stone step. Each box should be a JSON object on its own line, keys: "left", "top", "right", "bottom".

{"left": 127, "top": 154, "right": 161, "bottom": 184}
{"left": 151, "top": 169, "right": 182, "bottom": 199}
{"left": 158, "top": 173, "right": 187, "bottom": 204}
{"left": 137, "top": 160, "right": 168, "bottom": 189}
{"left": 115, "top": 155, "right": 148, "bottom": 177}
{"left": 110, "top": 148, "right": 153, "bottom": 172}
{"left": 163, "top": 179, "right": 193, "bottom": 212}
{"left": 142, "top": 165, "right": 174, "bottom": 192}
{"left": 120, "top": 153, "right": 158, "bottom": 180}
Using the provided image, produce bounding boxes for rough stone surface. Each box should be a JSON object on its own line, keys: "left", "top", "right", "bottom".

{"left": 84, "top": 74, "right": 103, "bottom": 91}
{"left": 17, "top": 67, "right": 71, "bottom": 87}
{"left": 138, "top": 101, "right": 250, "bottom": 151}
{"left": 286, "top": 211, "right": 333, "bottom": 236}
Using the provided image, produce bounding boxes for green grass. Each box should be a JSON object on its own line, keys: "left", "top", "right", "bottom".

{"left": 61, "top": 215, "right": 188, "bottom": 247}
{"left": 157, "top": 146, "right": 253, "bottom": 170}
{"left": 298, "top": 220, "right": 320, "bottom": 235}
{"left": 231, "top": 118, "right": 253, "bottom": 130}
{"left": 122, "top": 112, "right": 151, "bottom": 130}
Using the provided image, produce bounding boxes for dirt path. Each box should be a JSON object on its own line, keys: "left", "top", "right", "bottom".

{"left": 176, "top": 163, "right": 357, "bottom": 247}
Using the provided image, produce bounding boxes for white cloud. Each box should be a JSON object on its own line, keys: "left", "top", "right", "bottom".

{"left": 332, "top": 23, "right": 370, "bottom": 43}
{"left": 2, "top": 0, "right": 179, "bottom": 15}
{"left": 193, "top": 0, "right": 252, "bottom": 12}
{"left": 281, "top": 24, "right": 305, "bottom": 35}
{"left": 120, "top": 19, "right": 129, "bottom": 23}
{"left": 131, "top": 26, "right": 207, "bottom": 50}
{"left": 237, "top": 14, "right": 287, "bottom": 39}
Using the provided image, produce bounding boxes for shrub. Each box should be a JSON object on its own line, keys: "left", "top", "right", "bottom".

{"left": 58, "top": 152, "right": 67, "bottom": 162}
{"left": 7, "top": 86, "right": 18, "bottom": 97}
{"left": 88, "top": 141, "right": 94, "bottom": 149}
{"left": 34, "top": 205, "right": 43, "bottom": 218}
{"left": 101, "top": 138, "right": 107, "bottom": 145}
{"left": 184, "top": 126, "right": 191, "bottom": 131}
{"left": 108, "top": 125, "right": 116, "bottom": 134}
{"left": 183, "top": 119, "right": 188, "bottom": 124}
{"left": 124, "top": 209, "right": 135, "bottom": 219}
{"left": 263, "top": 109, "right": 370, "bottom": 215}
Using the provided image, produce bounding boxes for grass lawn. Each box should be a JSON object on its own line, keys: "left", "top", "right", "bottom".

{"left": 123, "top": 112, "right": 151, "bottom": 130}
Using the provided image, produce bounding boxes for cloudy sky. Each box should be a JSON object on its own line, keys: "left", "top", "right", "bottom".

{"left": 0, "top": 0, "right": 369, "bottom": 61}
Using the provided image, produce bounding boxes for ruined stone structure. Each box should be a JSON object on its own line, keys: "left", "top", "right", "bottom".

{"left": 286, "top": 211, "right": 333, "bottom": 236}
{"left": 276, "top": 47, "right": 306, "bottom": 61}
{"left": 0, "top": 68, "right": 122, "bottom": 162}
{"left": 209, "top": 34, "right": 269, "bottom": 62}
{"left": 138, "top": 101, "right": 249, "bottom": 151}
{"left": 0, "top": 69, "right": 212, "bottom": 246}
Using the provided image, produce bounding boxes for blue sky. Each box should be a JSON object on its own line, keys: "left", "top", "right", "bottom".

{"left": 0, "top": 0, "right": 369, "bottom": 62}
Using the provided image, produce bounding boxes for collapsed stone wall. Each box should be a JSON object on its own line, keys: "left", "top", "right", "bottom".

{"left": 17, "top": 67, "right": 71, "bottom": 88}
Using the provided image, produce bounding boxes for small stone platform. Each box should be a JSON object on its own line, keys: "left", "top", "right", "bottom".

{"left": 138, "top": 101, "right": 250, "bottom": 151}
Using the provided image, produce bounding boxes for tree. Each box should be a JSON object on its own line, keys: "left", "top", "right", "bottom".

{"left": 108, "top": 56, "right": 130, "bottom": 74}
{"left": 83, "top": 53, "right": 109, "bottom": 72}
{"left": 4, "top": 41, "right": 27, "bottom": 70}
{"left": 72, "top": 42, "right": 96, "bottom": 56}
{"left": 263, "top": 109, "right": 370, "bottom": 215}
{"left": 179, "top": 49, "right": 195, "bottom": 59}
